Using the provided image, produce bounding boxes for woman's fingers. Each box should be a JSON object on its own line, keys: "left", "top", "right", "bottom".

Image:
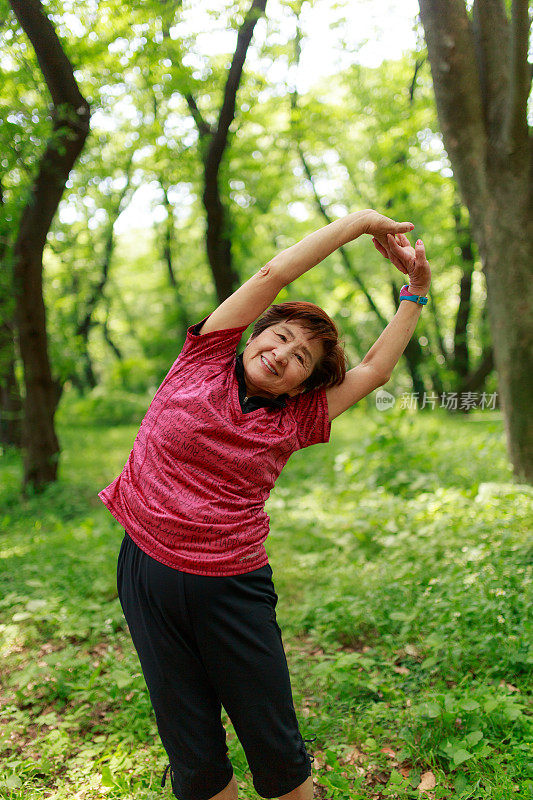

{"left": 387, "top": 233, "right": 415, "bottom": 259}
{"left": 387, "top": 233, "right": 407, "bottom": 255}
{"left": 397, "top": 232, "right": 411, "bottom": 247}
{"left": 387, "top": 233, "right": 412, "bottom": 274}
{"left": 396, "top": 222, "right": 415, "bottom": 233}
{"left": 415, "top": 238, "right": 426, "bottom": 263}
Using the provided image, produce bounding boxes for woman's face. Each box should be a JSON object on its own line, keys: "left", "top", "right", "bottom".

{"left": 242, "top": 320, "right": 325, "bottom": 398}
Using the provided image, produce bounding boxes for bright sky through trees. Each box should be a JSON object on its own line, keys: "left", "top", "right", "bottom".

{"left": 111, "top": 0, "right": 420, "bottom": 233}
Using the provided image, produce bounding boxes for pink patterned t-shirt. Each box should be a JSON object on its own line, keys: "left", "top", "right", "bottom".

{"left": 98, "top": 316, "right": 331, "bottom": 576}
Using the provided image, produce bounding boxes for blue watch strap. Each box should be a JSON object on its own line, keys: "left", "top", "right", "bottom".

{"left": 399, "top": 285, "right": 428, "bottom": 305}
{"left": 399, "top": 294, "right": 428, "bottom": 305}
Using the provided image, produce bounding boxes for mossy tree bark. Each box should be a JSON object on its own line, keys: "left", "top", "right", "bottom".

{"left": 8, "top": 0, "right": 91, "bottom": 491}
{"left": 419, "top": 0, "right": 532, "bottom": 482}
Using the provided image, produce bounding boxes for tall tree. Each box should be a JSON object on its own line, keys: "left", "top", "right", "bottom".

{"left": 0, "top": 179, "right": 23, "bottom": 447}
{"left": 418, "top": 0, "right": 532, "bottom": 482}
{"left": 8, "top": 0, "right": 90, "bottom": 490}
{"left": 183, "top": 0, "right": 268, "bottom": 302}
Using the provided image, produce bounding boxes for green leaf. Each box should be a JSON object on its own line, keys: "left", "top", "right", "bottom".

{"left": 454, "top": 773, "right": 469, "bottom": 793}
{"left": 110, "top": 669, "right": 133, "bottom": 689}
{"left": 452, "top": 748, "right": 474, "bottom": 767}
{"left": 100, "top": 765, "right": 115, "bottom": 787}
{"left": 465, "top": 730, "right": 483, "bottom": 747}
{"left": 5, "top": 775, "right": 22, "bottom": 789}
{"left": 459, "top": 699, "right": 480, "bottom": 711}
{"left": 387, "top": 769, "right": 405, "bottom": 785}
{"left": 326, "top": 773, "right": 350, "bottom": 790}
{"left": 421, "top": 701, "right": 441, "bottom": 718}
{"left": 502, "top": 702, "right": 523, "bottom": 721}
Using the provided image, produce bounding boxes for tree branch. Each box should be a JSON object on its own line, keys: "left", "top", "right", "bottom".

{"left": 201, "top": 0, "right": 267, "bottom": 301}
{"left": 472, "top": 0, "right": 510, "bottom": 142}
{"left": 77, "top": 153, "right": 134, "bottom": 340}
{"left": 185, "top": 94, "right": 212, "bottom": 139}
{"left": 452, "top": 200, "right": 475, "bottom": 377}
{"left": 206, "top": 0, "right": 267, "bottom": 175}
{"left": 409, "top": 56, "right": 426, "bottom": 103}
{"left": 9, "top": 0, "right": 89, "bottom": 118}
{"left": 418, "top": 0, "right": 488, "bottom": 228}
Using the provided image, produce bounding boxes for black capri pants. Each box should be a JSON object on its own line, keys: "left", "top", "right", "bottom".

{"left": 117, "top": 534, "right": 314, "bottom": 800}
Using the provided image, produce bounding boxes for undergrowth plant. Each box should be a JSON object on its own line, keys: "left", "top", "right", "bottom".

{"left": 1, "top": 407, "right": 531, "bottom": 799}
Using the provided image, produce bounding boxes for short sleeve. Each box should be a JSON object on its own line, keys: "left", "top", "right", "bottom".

{"left": 162, "top": 315, "right": 249, "bottom": 383}
{"left": 290, "top": 386, "right": 331, "bottom": 450}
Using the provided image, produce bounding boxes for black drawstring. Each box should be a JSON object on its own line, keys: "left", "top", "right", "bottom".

{"left": 161, "top": 764, "right": 172, "bottom": 788}
{"left": 302, "top": 735, "right": 317, "bottom": 764}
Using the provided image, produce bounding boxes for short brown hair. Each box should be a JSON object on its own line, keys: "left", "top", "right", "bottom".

{"left": 250, "top": 301, "right": 347, "bottom": 392}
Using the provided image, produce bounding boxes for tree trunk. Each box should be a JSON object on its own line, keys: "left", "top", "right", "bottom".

{"left": 0, "top": 182, "right": 23, "bottom": 447}
{"left": 187, "top": 0, "right": 267, "bottom": 303}
{"left": 419, "top": 0, "right": 532, "bottom": 482}
{"left": 483, "top": 192, "right": 532, "bottom": 479}
{"left": 161, "top": 183, "right": 190, "bottom": 339}
{"left": 9, "top": 0, "right": 90, "bottom": 491}
{"left": 0, "top": 328, "right": 23, "bottom": 448}
{"left": 452, "top": 202, "right": 474, "bottom": 380}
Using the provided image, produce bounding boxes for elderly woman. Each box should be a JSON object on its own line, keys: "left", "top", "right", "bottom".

{"left": 98, "top": 209, "right": 431, "bottom": 800}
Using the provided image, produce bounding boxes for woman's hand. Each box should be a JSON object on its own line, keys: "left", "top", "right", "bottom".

{"left": 372, "top": 232, "right": 431, "bottom": 296}
{"left": 360, "top": 210, "right": 415, "bottom": 249}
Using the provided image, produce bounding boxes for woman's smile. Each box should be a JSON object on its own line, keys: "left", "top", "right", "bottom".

{"left": 260, "top": 355, "right": 278, "bottom": 375}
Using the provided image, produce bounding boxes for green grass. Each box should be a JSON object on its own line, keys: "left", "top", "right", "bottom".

{"left": 0, "top": 399, "right": 531, "bottom": 799}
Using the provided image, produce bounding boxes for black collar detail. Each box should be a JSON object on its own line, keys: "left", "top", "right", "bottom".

{"left": 235, "top": 352, "right": 288, "bottom": 412}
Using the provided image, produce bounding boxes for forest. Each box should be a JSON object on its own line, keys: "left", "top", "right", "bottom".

{"left": 0, "top": 1, "right": 531, "bottom": 799}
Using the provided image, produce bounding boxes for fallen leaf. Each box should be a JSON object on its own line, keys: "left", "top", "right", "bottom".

{"left": 343, "top": 745, "right": 366, "bottom": 764}
{"left": 380, "top": 747, "right": 396, "bottom": 759}
{"left": 394, "top": 665, "right": 410, "bottom": 675}
{"left": 418, "top": 770, "right": 436, "bottom": 792}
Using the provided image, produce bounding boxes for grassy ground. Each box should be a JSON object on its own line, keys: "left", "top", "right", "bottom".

{"left": 0, "top": 400, "right": 531, "bottom": 799}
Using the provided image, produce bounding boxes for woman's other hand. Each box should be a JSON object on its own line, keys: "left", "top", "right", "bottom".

{"left": 372, "top": 232, "right": 431, "bottom": 296}
{"left": 361, "top": 210, "right": 415, "bottom": 249}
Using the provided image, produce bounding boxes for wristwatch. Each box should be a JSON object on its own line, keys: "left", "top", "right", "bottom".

{"left": 399, "top": 284, "right": 428, "bottom": 305}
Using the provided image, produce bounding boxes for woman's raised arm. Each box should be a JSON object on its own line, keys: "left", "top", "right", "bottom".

{"left": 199, "top": 210, "right": 414, "bottom": 335}
{"left": 325, "top": 235, "right": 431, "bottom": 422}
